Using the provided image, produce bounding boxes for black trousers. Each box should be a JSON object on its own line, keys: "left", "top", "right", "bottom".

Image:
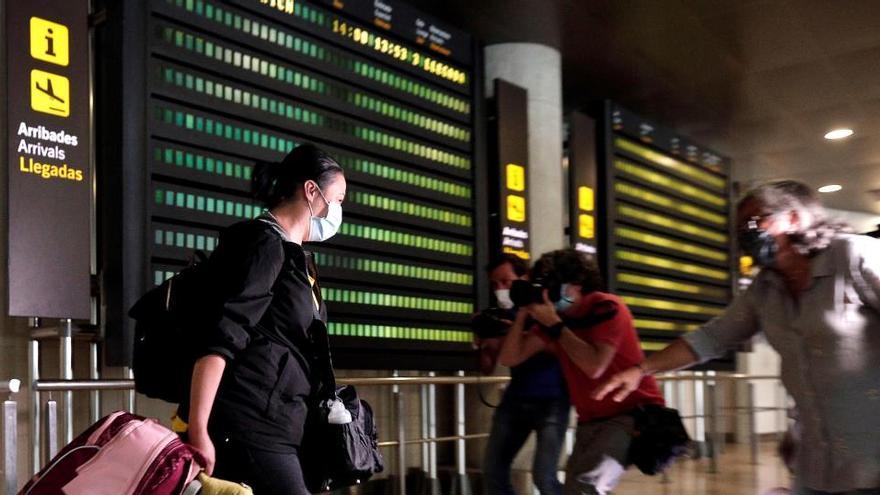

{"left": 213, "top": 436, "right": 308, "bottom": 495}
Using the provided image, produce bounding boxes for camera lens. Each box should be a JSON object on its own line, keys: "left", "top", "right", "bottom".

{"left": 509, "top": 280, "right": 545, "bottom": 307}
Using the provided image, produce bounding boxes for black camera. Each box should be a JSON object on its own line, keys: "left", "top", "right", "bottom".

{"left": 471, "top": 307, "right": 514, "bottom": 339}
{"left": 509, "top": 277, "right": 562, "bottom": 307}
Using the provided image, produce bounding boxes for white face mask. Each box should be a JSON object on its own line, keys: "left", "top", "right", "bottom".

{"left": 494, "top": 289, "right": 514, "bottom": 310}
{"left": 307, "top": 183, "right": 343, "bottom": 242}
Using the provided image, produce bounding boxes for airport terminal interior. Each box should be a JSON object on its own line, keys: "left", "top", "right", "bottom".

{"left": 2, "top": 0, "right": 880, "bottom": 494}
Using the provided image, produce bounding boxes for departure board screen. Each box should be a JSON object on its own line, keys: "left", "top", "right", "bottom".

{"left": 139, "top": 0, "right": 479, "bottom": 369}
{"left": 598, "top": 103, "right": 735, "bottom": 359}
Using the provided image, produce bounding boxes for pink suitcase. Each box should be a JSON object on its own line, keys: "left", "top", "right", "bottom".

{"left": 20, "top": 411, "right": 204, "bottom": 495}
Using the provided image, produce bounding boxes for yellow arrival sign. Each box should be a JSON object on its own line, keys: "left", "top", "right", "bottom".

{"left": 579, "top": 214, "right": 595, "bottom": 239}
{"left": 30, "top": 16, "right": 69, "bottom": 66}
{"left": 506, "top": 194, "right": 526, "bottom": 222}
{"left": 30, "top": 69, "right": 70, "bottom": 117}
{"left": 578, "top": 186, "right": 594, "bottom": 211}
{"left": 505, "top": 163, "right": 525, "bottom": 191}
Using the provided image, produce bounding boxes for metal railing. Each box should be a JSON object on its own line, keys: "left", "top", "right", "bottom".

{"left": 2, "top": 372, "right": 789, "bottom": 495}
{"left": 1, "top": 379, "right": 21, "bottom": 495}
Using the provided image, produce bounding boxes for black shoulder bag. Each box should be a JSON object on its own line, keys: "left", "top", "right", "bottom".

{"left": 627, "top": 403, "right": 691, "bottom": 475}
{"left": 299, "top": 321, "right": 385, "bottom": 493}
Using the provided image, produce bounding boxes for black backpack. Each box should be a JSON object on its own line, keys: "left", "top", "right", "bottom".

{"left": 128, "top": 252, "right": 215, "bottom": 404}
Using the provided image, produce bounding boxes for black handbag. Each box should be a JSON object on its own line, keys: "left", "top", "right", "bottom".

{"left": 300, "top": 323, "right": 384, "bottom": 493}
{"left": 627, "top": 404, "right": 691, "bottom": 475}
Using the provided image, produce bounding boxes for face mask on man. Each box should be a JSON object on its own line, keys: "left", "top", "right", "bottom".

{"left": 494, "top": 289, "right": 514, "bottom": 310}
{"left": 554, "top": 283, "right": 575, "bottom": 312}
{"left": 307, "top": 182, "right": 343, "bottom": 242}
{"left": 738, "top": 217, "right": 778, "bottom": 267}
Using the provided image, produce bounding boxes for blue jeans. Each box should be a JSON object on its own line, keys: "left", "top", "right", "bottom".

{"left": 484, "top": 395, "right": 570, "bottom": 495}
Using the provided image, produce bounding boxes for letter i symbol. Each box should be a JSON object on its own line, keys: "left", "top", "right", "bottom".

{"left": 29, "top": 18, "right": 68, "bottom": 66}
{"left": 45, "top": 28, "right": 56, "bottom": 57}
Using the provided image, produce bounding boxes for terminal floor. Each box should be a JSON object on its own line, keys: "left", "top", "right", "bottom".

{"left": 612, "top": 440, "right": 791, "bottom": 495}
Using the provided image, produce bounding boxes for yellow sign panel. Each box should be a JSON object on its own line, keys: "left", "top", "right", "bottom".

{"left": 578, "top": 186, "right": 594, "bottom": 211}
{"left": 502, "top": 247, "right": 530, "bottom": 260}
{"left": 506, "top": 195, "right": 526, "bottom": 222}
{"left": 578, "top": 214, "right": 595, "bottom": 239}
{"left": 30, "top": 17, "right": 69, "bottom": 66}
{"left": 505, "top": 163, "right": 525, "bottom": 191}
{"left": 739, "top": 255, "right": 754, "bottom": 276}
{"left": 30, "top": 69, "right": 70, "bottom": 117}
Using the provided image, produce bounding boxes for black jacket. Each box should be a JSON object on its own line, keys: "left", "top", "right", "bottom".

{"left": 192, "top": 219, "right": 327, "bottom": 452}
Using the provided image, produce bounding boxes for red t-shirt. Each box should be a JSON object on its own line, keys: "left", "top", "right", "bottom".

{"left": 537, "top": 291, "right": 664, "bottom": 422}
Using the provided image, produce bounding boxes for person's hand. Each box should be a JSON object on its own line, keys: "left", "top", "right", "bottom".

{"left": 477, "top": 336, "right": 504, "bottom": 351}
{"left": 477, "top": 336, "right": 504, "bottom": 374}
{"left": 526, "top": 290, "right": 562, "bottom": 328}
{"left": 592, "top": 365, "right": 645, "bottom": 402}
{"left": 188, "top": 429, "right": 216, "bottom": 475}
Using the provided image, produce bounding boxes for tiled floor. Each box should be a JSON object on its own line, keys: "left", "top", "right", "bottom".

{"left": 613, "top": 441, "right": 792, "bottom": 495}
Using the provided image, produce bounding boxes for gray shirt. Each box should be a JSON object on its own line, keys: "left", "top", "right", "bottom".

{"left": 684, "top": 234, "right": 880, "bottom": 492}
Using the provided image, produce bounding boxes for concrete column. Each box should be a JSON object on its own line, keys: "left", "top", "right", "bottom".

{"left": 485, "top": 43, "right": 565, "bottom": 259}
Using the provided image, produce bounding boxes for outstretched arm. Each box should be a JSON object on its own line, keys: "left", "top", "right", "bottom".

{"left": 592, "top": 339, "right": 698, "bottom": 402}
{"left": 594, "top": 289, "right": 760, "bottom": 402}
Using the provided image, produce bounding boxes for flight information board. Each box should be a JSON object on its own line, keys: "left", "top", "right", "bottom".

{"left": 598, "top": 103, "right": 735, "bottom": 356}
{"left": 122, "top": 0, "right": 481, "bottom": 369}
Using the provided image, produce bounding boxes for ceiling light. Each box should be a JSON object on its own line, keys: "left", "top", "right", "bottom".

{"left": 817, "top": 184, "right": 842, "bottom": 193}
{"left": 824, "top": 128, "right": 854, "bottom": 140}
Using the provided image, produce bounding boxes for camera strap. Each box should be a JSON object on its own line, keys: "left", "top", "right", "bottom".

{"left": 476, "top": 372, "right": 501, "bottom": 408}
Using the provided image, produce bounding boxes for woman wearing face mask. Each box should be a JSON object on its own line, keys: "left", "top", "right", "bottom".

{"left": 498, "top": 249, "right": 664, "bottom": 495}
{"left": 184, "top": 144, "right": 345, "bottom": 494}
{"left": 595, "top": 180, "right": 880, "bottom": 495}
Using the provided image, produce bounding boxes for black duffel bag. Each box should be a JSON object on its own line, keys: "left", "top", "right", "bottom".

{"left": 301, "top": 323, "right": 384, "bottom": 493}
{"left": 627, "top": 404, "right": 691, "bottom": 475}
{"left": 301, "top": 385, "right": 384, "bottom": 492}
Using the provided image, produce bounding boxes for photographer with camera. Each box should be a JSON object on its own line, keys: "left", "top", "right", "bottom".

{"left": 476, "top": 254, "right": 570, "bottom": 495}
{"left": 499, "top": 249, "right": 665, "bottom": 495}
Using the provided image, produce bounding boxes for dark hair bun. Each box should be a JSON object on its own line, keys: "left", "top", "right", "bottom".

{"left": 250, "top": 144, "right": 343, "bottom": 209}
{"left": 252, "top": 160, "right": 279, "bottom": 204}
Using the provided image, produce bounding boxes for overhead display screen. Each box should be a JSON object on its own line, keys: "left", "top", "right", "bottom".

{"left": 136, "top": 0, "right": 479, "bottom": 369}
{"left": 598, "top": 103, "right": 734, "bottom": 357}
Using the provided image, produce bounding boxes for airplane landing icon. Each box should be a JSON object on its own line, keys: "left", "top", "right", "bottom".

{"left": 36, "top": 79, "right": 66, "bottom": 104}
{"left": 30, "top": 69, "right": 70, "bottom": 117}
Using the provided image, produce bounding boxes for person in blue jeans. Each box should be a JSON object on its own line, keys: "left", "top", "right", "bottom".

{"left": 477, "top": 255, "right": 570, "bottom": 495}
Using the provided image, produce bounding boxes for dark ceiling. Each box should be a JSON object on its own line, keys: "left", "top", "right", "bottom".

{"left": 408, "top": 0, "right": 880, "bottom": 216}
